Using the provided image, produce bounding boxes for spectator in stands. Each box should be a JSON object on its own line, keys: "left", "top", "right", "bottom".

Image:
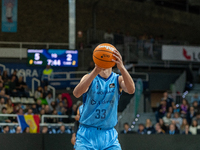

{"left": 62, "top": 93, "right": 73, "bottom": 109}
{"left": 159, "top": 118, "right": 167, "bottom": 132}
{"left": 167, "top": 124, "right": 179, "bottom": 135}
{"left": 182, "top": 124, "right": 191, "bottom": 135}
{"left": 0, "top": 107, "right": 11, "bottom": 123}
{"left": 41, "top": 65, "right": 53, "bottom": 87}
{"left": 57, "top": 125, "right": 71, "bottom": 134}
{"left": 56, "top": 102, "right": 64, "bottom": 115}
{"left": 137, "top": 124, "right": 146, "bottom": 134}
{"left": 2, "top": 125, "right": 9, "bottom": 134}
{"left": 48, "top": 110, "right": 59, "bottom": 123}
{"left": 50, "top": 101, "right": 56, "bottom": 111}
{"left": 180, "top": 99, "right": 189, "bottom": 118}
{"left": 44, "top": 105, "right": 51, "bottom": 114}
{"left": 171, "top": 120, "right": 180, "bottom": 132}
{"left": 187, "top": 106, "right": 196, "bottom": 125}
{"left": 23, "top": 127, "right": 30, "bottom": 133}
{"left": 156, "top": 100, "right": 167, "bottom": 122}
{"left": 46, "top": 92, "right": 54, "bottom": 111}
{"left": 40, "top": 109, "right": 45, "bottom": 118}
{"left": 180, "top": 118, "right": 188, "bottom": 133}
{"left": 15, "top": 126, "right": 22, "bottom": 134}
{"left": 32, "top": 104, "right": 38, "bottom": 114}
{"left": 63, "top": 98, "right": 70, "bottom": 110}
{"left": 155, "top": 123, "right": 165, "bottom": 134}
{"left": 5, "top": 99, "right": 13, "bottom": 114}
{"left": 44, "top": 105, "right": 52, "bottom": 123}
{"left": 0, "top": 89, "right": 10, "bottom": 100}
{"left": 10, "top": 70, "right": 18, "bottom": 84}
{"left": 16, "top": 76, "right": 29, "bottom": 97}
{"left": 2, "top": 70, "right": 9, "bottom": 82}
{"left": 121, "top": 122, "right": 132, "bottom": 134}
{"left": 192, "top": 101, "right": 200, "bottom": 114}
{"left": 61, "top": 106, "right": 71, "bottom": 123}
{"left": 172, "top": 112, "right": 182, "bottom": 130}
{"left": 145, "top": 119, "right": 155, "bottom": 134}
{"left": 34, "top": 87, "right": 43, "bottom": 100}
{"left": 41, "top": 126, "right": 49, "bottom": 134}
{"left": 104, "top": 29, "right": 114, "bottom": 44}
{"left": 163, "top": 112, "right": 172, "bottom": 127}
{"left": 8, "top": 75, "right": 18, "bottom": 97}
{"left": 191, "top": 93, "right": 200, "bottom": 104}
{"left": 36, "top": 99, "right": 42, "bottom": 113}
{"left": 56, "top": 94, "right": 62, "bottom": 104}
{"left": 17, "top": 108, "right": 24, "bottom": 115}
{"left": 161, "top": 91, "right": 176, "bottom": 110}
{"left": 0, "top": 98, "right": 5, "bottom": 112}
{"left": 25, "top": 108, "right": 33, "bottom": 115}
{"left": 189, "top": 120, "right": 198, "bottom": 135}
{"left": 71, "top": 104, "right": 77, "bottom": 116}
{"left": 42, "top": 85, "right": 49, "bottom": 99}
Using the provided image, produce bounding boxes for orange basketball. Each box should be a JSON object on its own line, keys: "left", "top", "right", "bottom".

{"left": 93, "top": 43, "right": 117, "bottom": 69}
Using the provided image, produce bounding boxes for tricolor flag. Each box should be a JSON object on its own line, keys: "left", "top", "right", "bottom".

{"left": 17, "top": 115, "right": 40, "bottom": 133}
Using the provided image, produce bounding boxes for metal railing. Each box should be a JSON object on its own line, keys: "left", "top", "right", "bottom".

{"left": 0, "top": 114, "right": 75, "bottom": 127}
{"left": 31, "top": 78, "right": 41, "bottom": 95}
{"left": 0, "top": 64, "right": 6, "bottom": 72}
{"left": 48, "top": 71, "right": 88, "bottom": 81}
{"left": 40, "top": 114, "right": 75, "bottom": 127}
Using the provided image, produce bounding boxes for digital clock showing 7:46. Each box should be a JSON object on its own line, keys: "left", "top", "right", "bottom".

{"left": 27, "top": 49, "right": 78, "bottom": 67}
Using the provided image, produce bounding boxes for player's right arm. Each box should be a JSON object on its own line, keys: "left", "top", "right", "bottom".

{"left": 73, "top": 66, "right": 101, "bottom": 98}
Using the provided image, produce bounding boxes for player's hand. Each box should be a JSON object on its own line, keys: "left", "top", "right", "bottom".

{"left": 94, "top": 64, "right": 102, "bottom": 74}
{"left": 112, "top": 50, "right": 124, "bottom": 70}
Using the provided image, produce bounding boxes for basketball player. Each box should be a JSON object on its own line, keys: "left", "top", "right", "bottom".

{"left": 73, "top": 49, "right": 135, "bottom": 150}
{"left": 71, "top": 104, "right": 83, "bottom": 145}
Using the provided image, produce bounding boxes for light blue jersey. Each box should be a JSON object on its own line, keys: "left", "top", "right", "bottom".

{"left": 79, "top": 72, "right": 121, "bottom": 129}
{"left": 79, "top": 105, "right": 83, "bottom": 114}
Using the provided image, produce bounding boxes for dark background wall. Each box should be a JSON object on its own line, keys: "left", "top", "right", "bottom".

{"left": 0, "top": 0, "right": 200, "bottom": 44}
{"left": 0, "top": 134, "right": 200, "bottom": 150}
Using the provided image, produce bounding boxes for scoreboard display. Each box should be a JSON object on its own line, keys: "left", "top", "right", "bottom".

{"left": 27, "top": 49, "right": 78, "bottom": 67}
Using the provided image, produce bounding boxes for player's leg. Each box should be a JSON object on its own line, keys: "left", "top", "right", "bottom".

{"left": 75, "top": 146, "right": 92, "bottom": 150}
{"left": 74, "top": 126, "right": 96, "bottom": 150}
{"left": 104, "top": 140, "right": 122, "bottom": 150}
{"left": 103, "top": 128, "right": 122, "bottom": 150}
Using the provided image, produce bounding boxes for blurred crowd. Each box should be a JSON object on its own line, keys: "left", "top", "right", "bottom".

{"left": 0, "top": 69, "right": 82, "bottom": 134}
{"left": 122, "top": 91, "right": 200, "bottom": 135}
{"left": 103, "top": 29, "right": 182, "bottom": 60}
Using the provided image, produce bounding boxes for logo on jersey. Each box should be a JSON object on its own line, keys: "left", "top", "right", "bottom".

{"left": 109, "top": 83, "right": 115, "bottom": 88}
{"left": 91, "top": 99, "right": 96, "bottom": 105}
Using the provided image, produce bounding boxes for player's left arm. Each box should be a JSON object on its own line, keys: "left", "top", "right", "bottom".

{"left": 112, "top": 50, "right": 135, "bottom": 94}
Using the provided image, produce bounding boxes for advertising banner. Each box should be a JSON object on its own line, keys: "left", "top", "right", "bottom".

{"left": 1, "top": 0, "right": 18, "bottom": 32}
{"left": 162, "top": 45, "right": 200, "bottom": 62}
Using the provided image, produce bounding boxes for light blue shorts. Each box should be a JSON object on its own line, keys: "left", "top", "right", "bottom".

{"left": 74, "top": 125, "right": 121, "bottom": 150}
